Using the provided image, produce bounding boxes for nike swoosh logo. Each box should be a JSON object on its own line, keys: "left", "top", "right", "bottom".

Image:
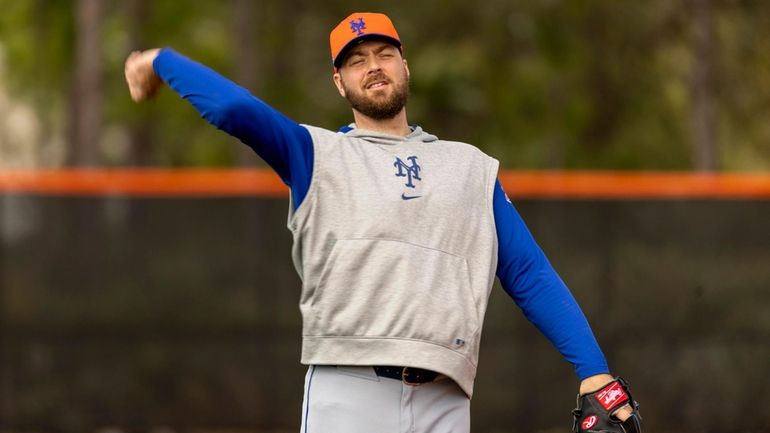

{"left": 401, "top": 193, "right": 422, "bottom": 200}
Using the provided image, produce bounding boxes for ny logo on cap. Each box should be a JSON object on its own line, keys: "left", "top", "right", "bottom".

{"left": 349, "top": 17, "right": 366, "bottom": 36}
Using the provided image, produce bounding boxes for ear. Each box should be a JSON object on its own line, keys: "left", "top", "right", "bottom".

{"left": 403, "top": 59, "right": 410, "bottom": 80}
{"left": 332, "top": 71, "right": 346, "bottom": 97}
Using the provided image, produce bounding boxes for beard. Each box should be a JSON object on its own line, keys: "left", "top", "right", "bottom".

{"left": 343, "top": 73, "right": 409, "bottom": 120}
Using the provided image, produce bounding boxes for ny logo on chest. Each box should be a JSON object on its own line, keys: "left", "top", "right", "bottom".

{"left": 394, "top": 156, "right": 421, "bottom": 188}
{"left": 394, "top": 156, "right": 423, "bottom": 201}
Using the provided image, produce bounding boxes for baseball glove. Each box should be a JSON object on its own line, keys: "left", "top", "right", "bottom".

{"left": 572, "top": 377, "right": 641, "bottom": 433}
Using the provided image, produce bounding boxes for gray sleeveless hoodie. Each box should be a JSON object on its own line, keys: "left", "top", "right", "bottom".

{"left": 288, "top": 124, "right": 499, "bottom": 397}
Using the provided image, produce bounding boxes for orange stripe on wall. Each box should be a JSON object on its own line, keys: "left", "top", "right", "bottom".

{"left": 0, "top": 169, "right": 288, "bottom": 197}
{"left": 1, "top": 169, "right": 769, "bottom": 199}
{"left": 497, "top": 171, "right": 770, "bottom": 199}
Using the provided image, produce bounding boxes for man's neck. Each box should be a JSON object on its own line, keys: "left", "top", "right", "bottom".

{"left": 352, "top": 109, "right": 410, "bottom": 137}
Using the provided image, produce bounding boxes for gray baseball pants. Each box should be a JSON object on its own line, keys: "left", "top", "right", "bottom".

{"left": 300, "top": 365, "right": 470, "bottom": 433}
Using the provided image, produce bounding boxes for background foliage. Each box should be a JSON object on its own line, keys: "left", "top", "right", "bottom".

{"left": 1, "top": 0, "right": 770, "bottom": 170}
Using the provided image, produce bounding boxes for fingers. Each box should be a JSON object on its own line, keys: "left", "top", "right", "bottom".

{"left": 124, "top": 51, "right": 146, "bottom": 102}
{"left": 124, "top": 49, "right": 163, "bottom": 102}
{"left": 613, "top": 403, "right": 633, "bottom": 421}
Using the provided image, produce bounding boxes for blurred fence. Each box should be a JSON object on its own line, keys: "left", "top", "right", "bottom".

{"left": 1, "top": 170, "right": 769, "bottom": 433}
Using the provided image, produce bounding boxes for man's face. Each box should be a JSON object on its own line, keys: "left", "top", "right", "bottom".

{"left": 333, "top": 40, "right": 410, "bottom": 120}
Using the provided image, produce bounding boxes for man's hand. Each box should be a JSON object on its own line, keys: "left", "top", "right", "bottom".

{"left": 574, "top": 375, "right": 641, "bottom": 433}
{"left": 580, "top": 374, "right": 633, "bottom": 421}
{"left": 124, "top": 48, "right": 163, "bottom": 102}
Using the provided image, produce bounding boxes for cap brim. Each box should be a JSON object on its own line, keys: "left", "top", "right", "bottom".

{"left": 333, "top": 34, "right": 402, "bottom": 68}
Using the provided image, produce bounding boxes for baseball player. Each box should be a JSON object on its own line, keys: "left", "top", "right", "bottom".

{"left": 125, "top": 12, "right": 641, "bottom": 433}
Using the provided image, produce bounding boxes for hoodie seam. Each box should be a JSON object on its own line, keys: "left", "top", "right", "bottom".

{"left": 289, "top": 125, "right": 323, "bottom": 228}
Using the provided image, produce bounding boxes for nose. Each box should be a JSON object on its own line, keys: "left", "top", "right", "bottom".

{"left": 365, "top": 54, "right": 382, "bottom": 74}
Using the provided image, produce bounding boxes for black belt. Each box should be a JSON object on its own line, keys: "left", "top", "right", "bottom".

{"left": 373, "top": 366, "right": 439, "bottom": 385}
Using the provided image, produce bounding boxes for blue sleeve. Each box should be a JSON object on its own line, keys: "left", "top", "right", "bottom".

{"left": 493, "top": 179, "right": 610, "bottom": 380}
{"left": 152, "top": 48, "right": 313, "bottom": 210}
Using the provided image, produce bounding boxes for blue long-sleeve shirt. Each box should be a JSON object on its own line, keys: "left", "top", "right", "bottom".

{"left": 153, "top": 48, "right": 609, "bottom": 380}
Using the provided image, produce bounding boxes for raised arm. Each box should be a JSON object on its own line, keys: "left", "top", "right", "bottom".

{"left": 124, "top": 48, "right": 313, "bottom": 210}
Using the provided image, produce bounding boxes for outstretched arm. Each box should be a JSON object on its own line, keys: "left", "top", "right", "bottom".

{"left": 492, "top": 180, "right": 632, "bottom": 419}
{"left": 124, "top": 48, "right": 313, "bottom": 210}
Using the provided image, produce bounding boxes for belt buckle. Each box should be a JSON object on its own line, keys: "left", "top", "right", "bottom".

{"left": 401, "top": 367, "right": 422, "bottom": 386}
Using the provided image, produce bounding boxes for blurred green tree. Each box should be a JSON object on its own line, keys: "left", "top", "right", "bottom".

{"left": 1, "top": 0, "right": 769, "bottom": 170}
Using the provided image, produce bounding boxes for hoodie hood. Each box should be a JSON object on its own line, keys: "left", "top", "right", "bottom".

{"left": 338, "top": 124, "right": 439, "bottom": 145}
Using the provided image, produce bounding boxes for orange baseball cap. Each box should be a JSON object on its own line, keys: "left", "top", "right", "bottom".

{"left": 330, "top": 12, "right": 402, "bottom": 68}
